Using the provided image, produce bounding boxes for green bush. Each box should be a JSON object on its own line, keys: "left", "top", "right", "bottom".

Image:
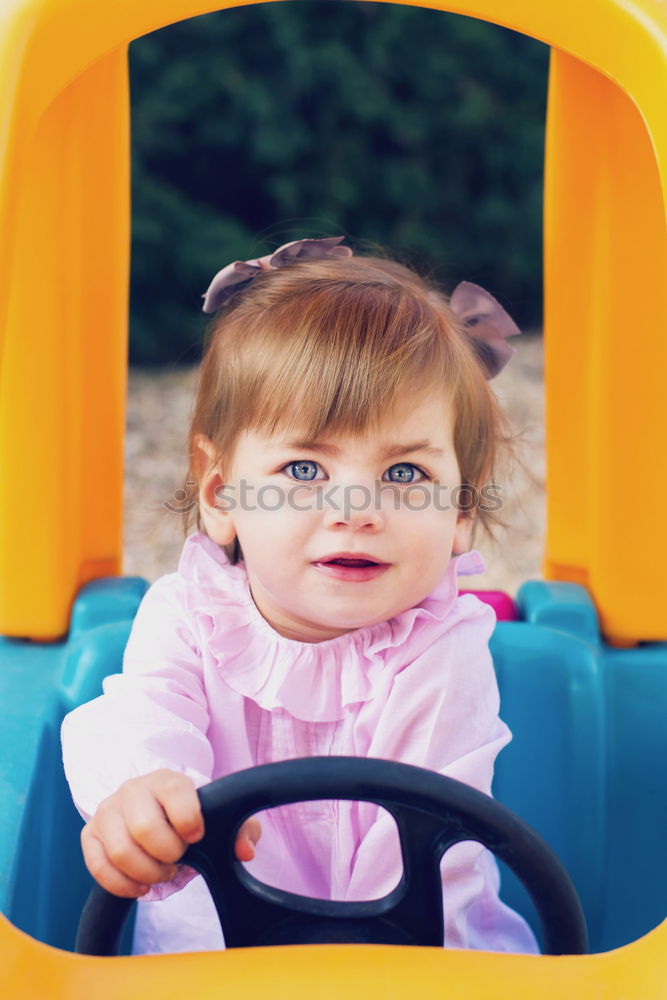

{"left": 129, "top": 1, "right": 548, "bottom": 365}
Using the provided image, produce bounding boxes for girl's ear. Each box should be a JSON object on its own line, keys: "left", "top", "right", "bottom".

{"left": 193, "top": 433, "right": 236, "bottom": 546}
{"left": 452, "top": 511, "right": 474, "bottom": 556}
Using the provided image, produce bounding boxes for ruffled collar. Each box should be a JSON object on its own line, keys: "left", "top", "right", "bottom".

{"left": 178, "top": 532, "right": 486, "bottom": 723}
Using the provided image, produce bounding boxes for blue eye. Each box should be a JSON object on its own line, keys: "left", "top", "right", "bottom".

{"left": 286, "top": 460, "right": 320, "bottom": 481}
{"left": 384, "top": 463, "right": 425, "bottom": 484}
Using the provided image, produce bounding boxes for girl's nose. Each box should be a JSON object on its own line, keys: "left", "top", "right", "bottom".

{"left": 321, "top": 482, "right": 385, "bottom": 530}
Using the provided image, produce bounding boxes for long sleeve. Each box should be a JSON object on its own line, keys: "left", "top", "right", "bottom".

{"left": 61, "top": 576, "right": 214, "bottom": 900}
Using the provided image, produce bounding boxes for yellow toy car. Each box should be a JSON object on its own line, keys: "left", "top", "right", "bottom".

{"left": 0, "top": 2, "right": 665, "bottom": 997}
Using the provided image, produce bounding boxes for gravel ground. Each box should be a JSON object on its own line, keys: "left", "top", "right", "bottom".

{"left": 123, "top": 332, "right": 545, "bottom": 595}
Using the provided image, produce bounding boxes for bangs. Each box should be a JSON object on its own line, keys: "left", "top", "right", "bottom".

{"left": 229, "top": 278, "right": 461, "bottom": 442}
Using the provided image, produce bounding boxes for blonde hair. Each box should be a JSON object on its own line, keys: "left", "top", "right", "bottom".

{"left": 182, "top": 252, "right": 511, "bottom": 563}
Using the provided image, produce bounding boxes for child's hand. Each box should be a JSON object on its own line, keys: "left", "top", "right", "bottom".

{"left": 80, "top": 769, "right": 262, "bottom": 898}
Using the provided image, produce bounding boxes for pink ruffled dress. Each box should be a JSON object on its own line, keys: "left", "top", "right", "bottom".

{"left": 61, "top": 532, "right": 538, "bottom": 955}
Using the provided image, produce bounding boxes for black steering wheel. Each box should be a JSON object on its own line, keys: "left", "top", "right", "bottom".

{"left": 75, "top": 757, "right": 588, "bottom": 956}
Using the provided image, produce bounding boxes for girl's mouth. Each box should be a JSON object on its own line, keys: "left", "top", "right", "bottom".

{"left": 312, "top": 557, "right": 390, "bottom": 583}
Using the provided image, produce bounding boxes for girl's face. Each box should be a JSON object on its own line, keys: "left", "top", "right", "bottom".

{"left": 198, "top": 388, "right": 473, "bottom": 643}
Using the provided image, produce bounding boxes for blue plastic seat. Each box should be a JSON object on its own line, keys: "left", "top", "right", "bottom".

{"left": 1, "top": 576, "right": 665, "bottom": 954}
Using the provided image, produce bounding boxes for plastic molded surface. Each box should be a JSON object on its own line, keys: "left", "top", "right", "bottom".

{"left": 0, "top": 0, "right": 666, "bottom": 995}
{"left": 0, "top": 0, "right": 666, "bottom": 641}
{"left": 461, "top": 590, "right": 517, "bottom": 621}
{"left": 0, "top": 576, "right": 665, "bottom": 998}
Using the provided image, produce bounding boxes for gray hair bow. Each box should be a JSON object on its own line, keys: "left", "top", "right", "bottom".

{"left": 449, "top": 280, "right": 521, "bottom": 378}
{"left": 201, "top": 236, "right": 353, "bottom": 313}
{"left": 201, "top": 236, "right": 520, "bottom": 378}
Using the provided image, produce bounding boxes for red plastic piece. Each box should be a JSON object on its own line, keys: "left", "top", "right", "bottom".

{"left": 460, "top": 590, "right": 518, "bottom": 621}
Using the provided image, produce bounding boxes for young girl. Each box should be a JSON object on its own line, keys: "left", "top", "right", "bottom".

{"left": 61, "top": 236, "right": 538, "bottom": 956}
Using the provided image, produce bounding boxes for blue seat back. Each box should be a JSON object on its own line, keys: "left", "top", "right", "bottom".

{"left": 2, "top": 576, "right": 666, "bottom": 953}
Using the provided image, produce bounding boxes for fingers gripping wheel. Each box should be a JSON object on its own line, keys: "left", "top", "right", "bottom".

{"left": 75, "top": 757, "right": 588, "bottom": 956}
